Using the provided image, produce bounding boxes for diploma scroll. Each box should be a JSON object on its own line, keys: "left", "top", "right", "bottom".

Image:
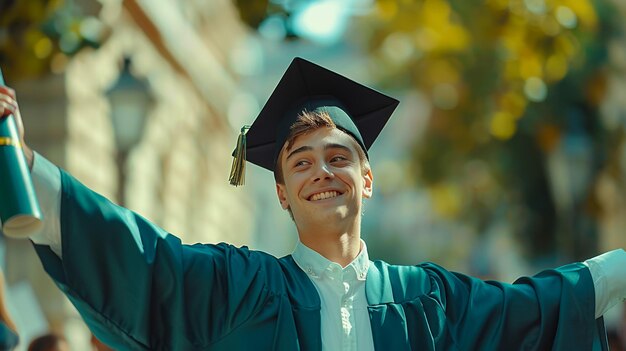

{"left": 0, "top": 69, "right": 43, "bottom": 238}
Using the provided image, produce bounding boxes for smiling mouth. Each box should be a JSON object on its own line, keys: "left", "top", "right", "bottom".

{"left": 308, "top": 191, "right": 341, "bottom": 201}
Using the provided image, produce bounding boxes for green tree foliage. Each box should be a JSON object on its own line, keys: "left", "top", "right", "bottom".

{"left": 235, "top": 0, "right": 620, "bottom": 260}
{"left": 361, "top": 0, "right": 619, "bottom": 259}
{"left": 234, "top": 0, "right": 271, "bottom": 29}
{"left": 0, "top": 0, "right": 104, "bottom": 82}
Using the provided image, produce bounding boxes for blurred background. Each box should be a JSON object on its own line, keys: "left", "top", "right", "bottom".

{"left": 1, "top": 0, "right": 625, "bottom": 349}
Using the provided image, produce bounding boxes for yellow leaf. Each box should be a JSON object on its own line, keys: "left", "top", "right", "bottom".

{"left": 429, "top": 182, "right": 462, "bottom": 218}
{"left": 545, "top": 53, "right": 568, "bottom": 82}
{"left": 490, "top": 110, "right": 517, "bottom": 140}
{"left": 519, "top": 50, "right": 543, "bottom": 79}
{"left": 376, "top": 0, "right": 398, "bottom": 21}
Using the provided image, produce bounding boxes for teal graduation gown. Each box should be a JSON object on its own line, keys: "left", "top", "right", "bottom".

{"left": 33, "top": 170, "right": 607, "bottom": 350}
{"left": 0, "top": 322, "right": 18, "bottom": 351}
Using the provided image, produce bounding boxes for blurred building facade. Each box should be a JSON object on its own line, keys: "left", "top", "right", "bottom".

{"left": 3, "top": 0, "right": 254, "bottom": 348}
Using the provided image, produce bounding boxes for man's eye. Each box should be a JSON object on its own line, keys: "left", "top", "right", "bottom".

{"left": 295, "top": 160, "right": 309, "bottom": 167}
{"left": 330, "top": 156, "right": 347, "bottom": 162}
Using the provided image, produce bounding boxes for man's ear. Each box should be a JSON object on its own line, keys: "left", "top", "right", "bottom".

{"left": 362, "top": 169, "right": 373, "bottom": 199}
{"left": 276, "top": 183, "right": 290, "bottom": 209}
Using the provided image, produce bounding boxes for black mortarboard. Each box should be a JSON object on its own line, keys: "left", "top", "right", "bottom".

{"left": 229, "top": 57, "right": 399, "bottom": 186}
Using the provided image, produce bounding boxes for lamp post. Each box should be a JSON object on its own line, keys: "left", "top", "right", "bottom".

{"left": 105, "top": 58, "right": 152, "bottom": 205}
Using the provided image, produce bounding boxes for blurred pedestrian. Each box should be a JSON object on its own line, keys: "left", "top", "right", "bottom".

{"left": 607, "top": 328, "right": 624, "bottom": 351}
{"left": 27, "top": 334, "right": 68, "bottom": 351}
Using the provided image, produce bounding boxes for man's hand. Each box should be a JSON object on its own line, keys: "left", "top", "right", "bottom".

{"left": 0, "top": 84, "right": 33, "bottom": 169}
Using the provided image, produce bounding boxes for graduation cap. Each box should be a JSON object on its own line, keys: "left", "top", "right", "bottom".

{"left": 229, "top": 57, "right": 399, "bottom": 186}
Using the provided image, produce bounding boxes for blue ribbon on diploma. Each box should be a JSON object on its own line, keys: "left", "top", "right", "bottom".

{"left": 0, "top": 68, "right": 43, "bottom": 238}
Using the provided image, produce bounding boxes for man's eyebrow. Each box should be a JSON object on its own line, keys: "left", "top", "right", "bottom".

{"left": 286, "top": 146, "right": 313, "bottom": 161}
{"left": 325, "top": 143, "right": 352, "bottom": 153}
{"left": 285, "top": 143, "right": 353, "bottom": 161}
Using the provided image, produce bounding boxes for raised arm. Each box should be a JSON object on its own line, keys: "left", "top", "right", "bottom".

{"left": 1, "top": 85, "right": 281, "bottom": 350}
{"left": 422, "top": 262, "right": 606, "bottom": 350}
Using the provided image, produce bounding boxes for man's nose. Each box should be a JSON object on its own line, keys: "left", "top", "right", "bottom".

{"left": 312, "top": 162, "right": 334, "bottom": 182}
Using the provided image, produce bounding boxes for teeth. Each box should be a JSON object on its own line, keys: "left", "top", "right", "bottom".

{"left": 310, "top": 191, "right": 339, "bottom": 201}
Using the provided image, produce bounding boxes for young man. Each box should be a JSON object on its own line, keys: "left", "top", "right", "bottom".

{"left": 1, "top": 57, "right": 625, "bottom": 350}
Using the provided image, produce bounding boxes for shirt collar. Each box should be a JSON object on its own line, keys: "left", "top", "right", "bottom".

{"left": 292, "top": 239, "right": 370, "bottom": 281}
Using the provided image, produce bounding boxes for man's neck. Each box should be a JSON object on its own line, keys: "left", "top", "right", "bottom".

{"left": 298, "top": 225, "right": 362, "bottom": 268}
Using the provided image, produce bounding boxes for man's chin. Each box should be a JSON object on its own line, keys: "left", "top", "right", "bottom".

{"left": 305, "top": 207, "right": 352, "bottom": 223}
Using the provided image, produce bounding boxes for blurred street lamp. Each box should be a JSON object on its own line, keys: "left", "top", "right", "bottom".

{"left": 106, "top": 58, "right": 153, "bottom": 204}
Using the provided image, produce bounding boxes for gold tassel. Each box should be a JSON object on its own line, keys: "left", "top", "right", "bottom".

{"left": 229, "top": 125, "right": 250, "bottom": 186}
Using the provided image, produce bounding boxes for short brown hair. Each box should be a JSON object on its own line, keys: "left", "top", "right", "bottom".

{"left": 274, "top": 110, "right": 370, "bottom": 184}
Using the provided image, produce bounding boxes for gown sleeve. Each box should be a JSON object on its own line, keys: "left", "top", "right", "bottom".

{"left": 33, "top": 170, "right": 278, "bottom": 350}
{"left": 422, "top": 262, "right": 607, "bottom": 350}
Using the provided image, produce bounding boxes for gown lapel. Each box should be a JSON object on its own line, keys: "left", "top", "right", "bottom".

{"left": 365, "top": 261, "right": 440, "bottom": 351}
{"left": 280, "top": 255, "right": 322, "bottom": 351}
{"left": 365, "top": 261, "right": 411, "bottom": 350}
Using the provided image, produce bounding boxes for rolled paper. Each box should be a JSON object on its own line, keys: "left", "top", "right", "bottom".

{"left": 0, "top": 69, "right": 43, "bottom": 238}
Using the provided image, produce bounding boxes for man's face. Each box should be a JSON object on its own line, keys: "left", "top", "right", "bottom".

{"left": 275, "top": 127, "right": 373, "bottom": 229}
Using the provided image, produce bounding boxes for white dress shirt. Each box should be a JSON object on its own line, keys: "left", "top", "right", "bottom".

{"left": 292, "top": 240, "right": 375, "bottom": 351}
{"left": 27, "top": 152, "right": 626, "bottom": 345}
{"left": 29, "top": 153, "right": 63, "bottom": 257}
